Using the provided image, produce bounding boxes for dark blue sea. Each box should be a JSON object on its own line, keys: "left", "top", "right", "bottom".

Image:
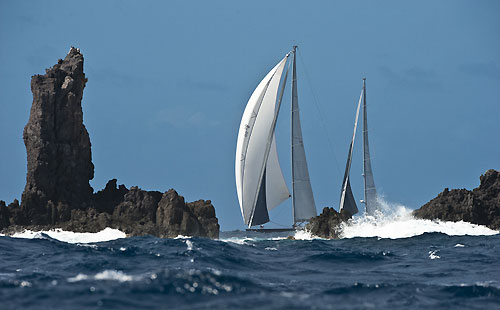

{"left": 1, "top": 218, "right": 499, "bottom": 309}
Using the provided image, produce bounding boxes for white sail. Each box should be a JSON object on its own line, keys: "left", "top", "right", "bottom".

{"left": 339, "top": 89, "right": 362, "bottom": 216}
{"left": 266, "top": 134, "right": 291, "bottom": 211}
{"left": 362, "top": 79, "right": 379, "bottom": 215}
{"left": 235, "top": 55, "right": 289, "bottom": 226}
{"left": 291, "top": 49, "right": 317, "bottom": 223}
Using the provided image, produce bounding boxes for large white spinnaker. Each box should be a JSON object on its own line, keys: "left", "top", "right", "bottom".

{"left": 235, "top": 55, "right": 290, "bottom": 226}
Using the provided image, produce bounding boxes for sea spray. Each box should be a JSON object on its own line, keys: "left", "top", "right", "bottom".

{"left": 10, "top": 227, "right": 126, "bottom": 243}
{"left": 340, "top": 197, "right": 498, "bottom": 239}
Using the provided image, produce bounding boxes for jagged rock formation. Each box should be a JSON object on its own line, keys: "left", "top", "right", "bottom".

{"left": 413, "top": 169, "right": 500, "bottom": 230}
{"left": 57, "top": 180, "right": 219, "bottom": 239}
{"left": 0, "top": 48, "right": 219, "bottom": 238}
{"left": 0, "top": 201, "right": 10, "bottom": 229}
{"left": 157, "top": 190, "right": 219, "bottom": 238}
{"left": 20, "top": 47, "right": 93, "bottom": 225}
{"left": 306, "top": 207, "right": 352, "bottom": 239}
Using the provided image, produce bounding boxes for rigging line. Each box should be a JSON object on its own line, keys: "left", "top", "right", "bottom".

{"left": 296, "top": 49, "right": 342, "bottom": 177}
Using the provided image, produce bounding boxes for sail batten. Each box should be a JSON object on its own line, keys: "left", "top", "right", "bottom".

{"left": 291, "top": 47, "right": 317, "bottom": 223}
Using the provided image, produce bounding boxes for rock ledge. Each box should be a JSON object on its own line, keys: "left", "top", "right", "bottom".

{"left": 413, "top": 169, "right": 500, "bottom": 230}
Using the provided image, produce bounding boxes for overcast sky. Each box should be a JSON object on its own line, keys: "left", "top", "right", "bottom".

{"left": 1, "top": 0, "right": 499, "bottom": 230}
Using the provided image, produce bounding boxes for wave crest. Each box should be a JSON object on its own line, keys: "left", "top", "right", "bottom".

{"left": 10, "top": 227, "right": 126, "bottom": 244}
{"left": 339, "top": 198, "right": 498, "bottom": 239}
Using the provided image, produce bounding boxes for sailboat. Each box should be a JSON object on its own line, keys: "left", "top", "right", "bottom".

{"left": 339, "top": 78, "right": 380, "bottom": 216}
{"left": 235, "top": 46, "right": 317, "bottom": 231}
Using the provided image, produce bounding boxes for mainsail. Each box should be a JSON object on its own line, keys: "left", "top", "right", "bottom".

{"left": 362, "top": 78, "right": 379, "bottom": 215}
{"left": 291, "top": 47, "right": 317, "bottom": 223}
{"left": 235, "top": 55, "right": 291, "bottom": 227}
{"left": 339, "top": 89, "right": 363, "bottom": 216}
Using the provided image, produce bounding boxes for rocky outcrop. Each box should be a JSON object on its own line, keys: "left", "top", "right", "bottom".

{"left": 413, "top": 169, "right": 500, "bottom": 230}
{"left": 60, "top": 181, "right": 219, "bottom": 238}
{"left": 306, "top": 207, "right": 352, "bottom": 239}
{"left": 93, "top": 179, "right": 128, "bottom": 214}
{"left": 0, "top": 201, "right": 9, "bottom": 229}
{"left": 0, "top": 48, "right": 219, "bottom": 238}
{"left": 20, "top": 47, "right": 93, "bottom": 226}
{"left": 156, "top": 190, "right": 219, "bottom": 239}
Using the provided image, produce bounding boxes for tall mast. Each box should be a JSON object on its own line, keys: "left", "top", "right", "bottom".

{"left": 291, "top": 46, "right": 297, "bottom": 224}
{"left": 362, "top": 78, "right": 367, "bottom": 209}
{"left": 290, "top": 46, "right": 317, "bottom": 224}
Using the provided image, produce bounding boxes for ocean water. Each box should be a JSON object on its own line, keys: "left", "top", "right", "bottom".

{"left": 1, "top": 207, "right": 499, "bottom": 310}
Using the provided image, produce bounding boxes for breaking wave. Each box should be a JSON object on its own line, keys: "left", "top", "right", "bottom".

{"left": 339, "top": 198, "right": 498, "bottom": 239}
{"left": 9, "top": 227, "right": 126, "bottom": 243}
{"left": 68, "top": 270, "right": 137, "bottom": 283}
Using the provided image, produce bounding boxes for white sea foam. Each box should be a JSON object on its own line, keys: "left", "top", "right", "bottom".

{"left": 10, "top": 227, "right": 126, "bottom": 244}
{"left": 340, "top": 198, "right": 498, "bottom": 239}
{"left": 174, "top": 235, "right": 192, "bottom": 239}
{"left": 429, "top": 250, "right": 441, "bottom": 260}
{"left": 293, "top": 229, "right": 321, "bottom": 240}
{"left": 185, "top": 239, "right": 194, "bottom": 251}
{"left": 68, "top": 270, "right": 137, "bottom": 283}
{"left": 219, "top": 237, "right": 256, "bottom": 245}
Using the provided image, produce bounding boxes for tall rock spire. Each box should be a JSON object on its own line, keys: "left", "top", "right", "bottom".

{"left": 21, "top": 47, "right": 94, "bottom": 224}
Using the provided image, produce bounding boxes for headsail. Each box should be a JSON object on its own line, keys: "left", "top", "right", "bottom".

{"left": 339, "top": 89, "right": 363, "bottom": 216}
{"left": 266, "top": 134, "right": 291, "bottom": 211}
{"left": 362, "top": 78, "right": 379, "bottom": 215}
{"left": 235, "top": 55, "right": 290, "bottom": 227}
{"left": 290, "top": 47, "right": 317, "bottom": 223}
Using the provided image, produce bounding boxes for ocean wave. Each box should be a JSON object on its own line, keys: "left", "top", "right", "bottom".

{"left": 10, "top": 227, "right": 126, "bottom": 244}
{"left": 68, "top": 270, "right": 137, "bottom": 283}
{"left": 324, "top": 282, "right": 500, "bottom": 298}
{"left": 339, "top": 198, "right": 498, "bottom": 239}
{"left": 66, "top": 268, "right": 261, "bottom": 296}
{"left": 443, "top": 283, "right": 500, "bottom": 298}
{"left": 307, "top": 250, "right": 392, "bottom": 263}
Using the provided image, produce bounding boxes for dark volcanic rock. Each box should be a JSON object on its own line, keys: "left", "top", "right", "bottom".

{"left": 63, "top": 208, "right": 112, "bottom": 233}
{"left": 111, "top": 187, "right": 163, "bottom": 236}
{"left": 0, "top": 201, "right": 9, "bottom": 229}
{"left": 413, "top": 169, "right": 500, "bottom": 230}
{"left": 21, "top": 47, "right": 93, "bottom": 225}
{"left": 156, "top": 190, "right": 219, "bottom": 239}
{"left": 93, "top": 179, "right": 129, "bottom": 214}
{"left": 187, "top": 199, "right": 219, "bottom": 239}
{"left": 0, "top": 48, "right": 220, "bottom": 239}
{"left": 306, "top": 207, "right": 352, "bottom": 239}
